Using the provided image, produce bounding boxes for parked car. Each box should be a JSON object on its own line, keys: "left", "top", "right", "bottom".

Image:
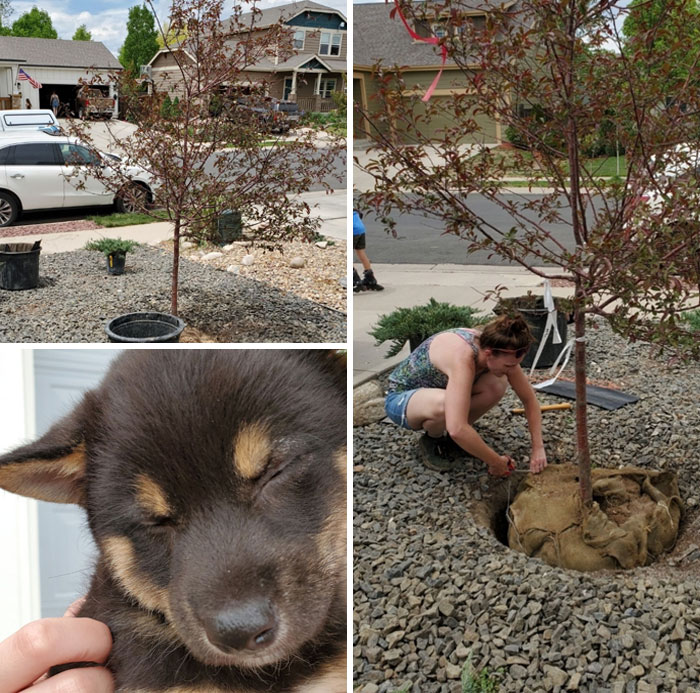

{"left": 0, "top": 109, "right": 59, "bottom": 133}
{"left": 635, "top": 144, "right": 700, "bottom": 213}
{"left": 0, "top": 131, "right": 155, "bottom": 227}
{"left": 214, "top": 96, "right": 303, "bottom": 134}
{"left": 75, "top": 86, "right": 116, "bottom": 120}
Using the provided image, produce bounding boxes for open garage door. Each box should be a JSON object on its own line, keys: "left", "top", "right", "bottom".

{"left": 39, "top": 83, "right": 77, "bottom": 117}
{"left": 39, "top": 84, "right": 111, "bottom": 118}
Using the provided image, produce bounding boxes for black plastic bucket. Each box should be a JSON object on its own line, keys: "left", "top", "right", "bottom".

{"left": 105, "top": 312, "right": 185, "bottom": 343}
{"left": 106, "top": 252, "right": 126, "bottom": 275}
{"left": 517, "top": 308, "right": 568, "bottom": 369}
{"left": 0, "top": 241, "right": 41, "bottom": 291}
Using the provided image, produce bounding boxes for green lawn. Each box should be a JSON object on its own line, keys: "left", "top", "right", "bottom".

{"left": 88, "top": 209, "right": 169, "bottom": 227}
{"left": 471, "top": 148, "right": 627, "bottom": 179}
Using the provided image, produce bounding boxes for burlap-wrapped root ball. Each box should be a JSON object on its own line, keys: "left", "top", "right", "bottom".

{"left": 507, "top": 465, "right": 682, "bottom": 571}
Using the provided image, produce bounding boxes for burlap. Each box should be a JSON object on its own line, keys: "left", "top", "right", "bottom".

{"left": 507, "top": 465, "right": 682, "bottom": 571}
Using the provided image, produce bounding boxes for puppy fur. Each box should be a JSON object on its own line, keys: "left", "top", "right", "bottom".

{"left": 0, "top": 350, "right": 347, "bottom": 692}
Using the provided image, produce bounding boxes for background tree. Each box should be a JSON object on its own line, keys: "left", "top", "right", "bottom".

{"left": 119, "top": 4, "right": 159, "bottom": 75}
{"left": 357, "top": 0, "right": 700, "bottom": 506}
{"left": 66, "top": 0, "right": 343, "bottom": 317}
{"left": 11, "top": 6, "right": 57, "bottom": 38}
{"left": 622, "top": 0, "right": 700, "bottom": 87}
{"left": 0, "top": 0, "right": 12, "bottom": 35}
{"left": 155, "top": 19, "right": 188, "bottom": 48}
{"left": 72, "top": 24, "right": 92, "bottom": 41}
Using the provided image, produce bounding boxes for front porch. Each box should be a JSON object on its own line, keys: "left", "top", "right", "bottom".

{"left": 280, "top": 57, "right": 344, "bottom": 112}
{"left": 296, "top": 94, "right": 337, "bottom": 112}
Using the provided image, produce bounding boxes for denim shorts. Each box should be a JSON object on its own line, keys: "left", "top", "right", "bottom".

{"left": 385, "top": 389, "right": 419, "bottom": 430}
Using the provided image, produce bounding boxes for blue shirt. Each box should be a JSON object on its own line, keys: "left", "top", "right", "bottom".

{"left": 353, "top": 210, "right": 365, "bottom": 236}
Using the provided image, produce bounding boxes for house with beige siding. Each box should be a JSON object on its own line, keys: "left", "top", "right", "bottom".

{"left": 149, "top": 0, "right": 346, "bottom": 112}
{"left": 354, "top": 1, "right": 512, "bottom": 143}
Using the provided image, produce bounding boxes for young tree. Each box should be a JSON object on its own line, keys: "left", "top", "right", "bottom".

{"left": 72, "top": 24, "right": 92, "bottom": 41}
{"left": 357, "top": 0, "right": 700, "bottom": 505}
{"left": 119, "top": 4, "right": 159, "bottom": 75}
{"left": 11, "top": 7, "right": 57, "bottom": 38}
{"left": 66, "top": 0, "right": 343, "bottom": 318}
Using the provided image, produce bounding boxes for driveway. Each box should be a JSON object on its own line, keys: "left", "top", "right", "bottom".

{"left": 58, "top": 118, "right": 138, "bottom": 155}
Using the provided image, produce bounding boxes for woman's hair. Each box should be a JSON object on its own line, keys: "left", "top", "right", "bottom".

{"left": 479, "top": 314, "right": 534, "bottom": 352}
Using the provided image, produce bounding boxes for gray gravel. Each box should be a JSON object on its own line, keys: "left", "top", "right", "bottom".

{"left": 354, "top": 320, "right": 700, "bottom": 693}
{"left": 0, "top": 246, "right": 346, "bottom": 343}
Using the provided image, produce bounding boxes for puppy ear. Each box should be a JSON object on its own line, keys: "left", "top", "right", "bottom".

{"left": 0, "top": 395, "right": 94, "bottom": 505}
{"left": 312, "top": 349, "right": 346, "bottom": 390}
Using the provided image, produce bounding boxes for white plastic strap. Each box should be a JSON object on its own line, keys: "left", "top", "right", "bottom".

{"left": 528, "top": 280, "right": 562, "bottom": 376}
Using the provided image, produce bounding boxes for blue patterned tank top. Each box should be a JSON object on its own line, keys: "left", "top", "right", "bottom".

{"left": 387, "top": 328, "right": 480, "bottom": 393}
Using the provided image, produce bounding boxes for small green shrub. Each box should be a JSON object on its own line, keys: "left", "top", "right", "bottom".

{"left": 681, "top": 309, "right": 700, "bottom": 332}
{"left": 84, "top": 237, "right": 139, "bottom": 256}
{"left": 370, "top": 298, "right": 488, "bottom": 358}
{"left": 462, "top": 650, "right": 502, "bottom": 693}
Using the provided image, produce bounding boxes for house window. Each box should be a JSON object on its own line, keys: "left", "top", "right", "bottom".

{"left": 284, "top": 77, "right": 294, "bottom": 100}
{"left": 293, "top": 30, "right": 305, "bottom": 50}
{"left": 431, "top": 21, "right": 448, "bottom": 38}
{"left": 319, "top": 32, "right": 342, "bottom": 56}
{"left": 318, "top": 78, "right": 336, "bottom": 99}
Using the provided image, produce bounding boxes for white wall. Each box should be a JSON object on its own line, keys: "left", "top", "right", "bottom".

{"left": 0, "top": 350, "right": 40, "bottom": 641}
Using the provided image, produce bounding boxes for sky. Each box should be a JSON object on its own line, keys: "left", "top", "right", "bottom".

{"left": 4, "top": 0, "right": 349, "bottom": 57}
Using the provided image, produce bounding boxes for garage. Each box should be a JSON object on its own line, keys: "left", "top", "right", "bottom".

{"left": 37, "top": 82, "right": 111, "bottom": 117}
{"left": 0, "top": 36, "right": 120, "bottom": 114}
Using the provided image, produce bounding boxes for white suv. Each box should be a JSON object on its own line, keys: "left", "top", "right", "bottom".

{"left": 0, "top": 130, "right": 154, "bottom": 227}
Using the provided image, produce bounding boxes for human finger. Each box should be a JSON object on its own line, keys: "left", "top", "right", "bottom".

{"left": 0, "top": 618, "right": 112, "bottom": 693}
{"left": 28, "top": 665, "right": 113, "bottom": 693}
{"left": 64, "top": 598, "right": 87, "bottom": 618}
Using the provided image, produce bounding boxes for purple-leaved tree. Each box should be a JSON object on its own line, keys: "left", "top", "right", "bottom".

{"left": 66, "top": 0, "right": 343, "bottom": 316}
{"left": 357, "top": 0, "right": 700, "bottom": 505}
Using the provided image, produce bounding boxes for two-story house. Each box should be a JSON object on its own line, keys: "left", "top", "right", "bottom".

{"left": 354, "top": 1, "right": 512, "bottom": 142}
{"left": 148, "top": 0, "right": 347, "bottom": 112}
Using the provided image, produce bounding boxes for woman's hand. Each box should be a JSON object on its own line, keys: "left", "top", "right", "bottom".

{"left": 487, "top": 454, "right": 515, "bottom": 478}
{"left": 530, "top": 446, "right": 548, "bottom": 474}
{"left": 0, "top": 617, "right": 113, "bottom": 692}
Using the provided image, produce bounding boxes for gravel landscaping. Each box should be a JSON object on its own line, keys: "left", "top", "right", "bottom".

{"left": 0, "top": 245, "right": 346, "bottom": 343}
{"left": 354, "top": 320, "right": 700, "bottom": 693}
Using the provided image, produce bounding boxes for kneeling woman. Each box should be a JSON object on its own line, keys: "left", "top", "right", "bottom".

{"left": 385, "top": 315, "right": 548, "bottom": 477}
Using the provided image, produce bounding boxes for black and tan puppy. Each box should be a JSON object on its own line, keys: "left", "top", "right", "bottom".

{"left": 0, "top": 349, "right": 346, "bottom": 692}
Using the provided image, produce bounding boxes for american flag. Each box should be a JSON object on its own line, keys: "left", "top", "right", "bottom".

{"left": 17, "top": 68, "right": 42, "bottom": 89}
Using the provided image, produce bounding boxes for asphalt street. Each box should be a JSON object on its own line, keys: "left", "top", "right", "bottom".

{"left": 13, "top": 149, "right": 346, "bottom": 226}
{"left": 360, "top": 193, "right": 600, "bottom": 265}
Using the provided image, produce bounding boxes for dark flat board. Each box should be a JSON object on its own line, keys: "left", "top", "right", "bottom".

{"left": 537, "top": 381, "right": 639, "bottom": 410}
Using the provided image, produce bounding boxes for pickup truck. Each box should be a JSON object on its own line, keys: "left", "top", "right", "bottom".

{"left": 75, "top": 87, "right": 116, "bottom": 120}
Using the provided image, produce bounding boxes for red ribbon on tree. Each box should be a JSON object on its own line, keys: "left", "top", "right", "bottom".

{"left": 390, "top": 0, "right": 447, "bottom": 101}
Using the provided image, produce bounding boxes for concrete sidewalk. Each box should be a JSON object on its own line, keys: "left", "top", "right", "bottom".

{"left": 353, "top": 262, "right": 573, "bottom": 385}
{"left": 0, "top": 188, "right": 347, "bottom": 253}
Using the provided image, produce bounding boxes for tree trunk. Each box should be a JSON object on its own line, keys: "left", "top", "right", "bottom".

{"left": 574, "top": 289, "right": 592, "bottom": 506}
{"left": 171, "top": 217, "right": 180, "bottom": 317}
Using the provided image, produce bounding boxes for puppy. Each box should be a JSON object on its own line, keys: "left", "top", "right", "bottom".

{"left": 0, "top": 349, "right": 347, "bottom": 692}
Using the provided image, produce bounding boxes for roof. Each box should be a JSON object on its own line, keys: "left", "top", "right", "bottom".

{"left": 245, "top": 52, "right": 346, "bottom": 73}
{"left": 0, "top": 36, "right": 121, "bottom": 70}
{"left": 234, "top": 1, "right": 346, "bottom": 30}
{"left": 354, "top": 1, "right": 512, "bottom": 67}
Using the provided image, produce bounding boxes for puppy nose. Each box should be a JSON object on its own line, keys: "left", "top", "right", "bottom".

{"left": 205, "top": 600, "right": 277, "bottom": 653}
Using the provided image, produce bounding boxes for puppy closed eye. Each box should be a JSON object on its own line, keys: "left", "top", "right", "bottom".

{"left": 258, "top": 451, "right": 313, "bottom": 490}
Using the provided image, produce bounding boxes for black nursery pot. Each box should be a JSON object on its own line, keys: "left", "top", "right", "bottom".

{"left": 105, "top": 312, "right": 185, "bottom": 343}
{"left": 0, "top": 241, "right": 41, "bottom": 290}
{"left": 106, "top": 252, "right": 126, "bottom": 275}
{"left": 517, "top": 307, "right": 568, "bottom": 369}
